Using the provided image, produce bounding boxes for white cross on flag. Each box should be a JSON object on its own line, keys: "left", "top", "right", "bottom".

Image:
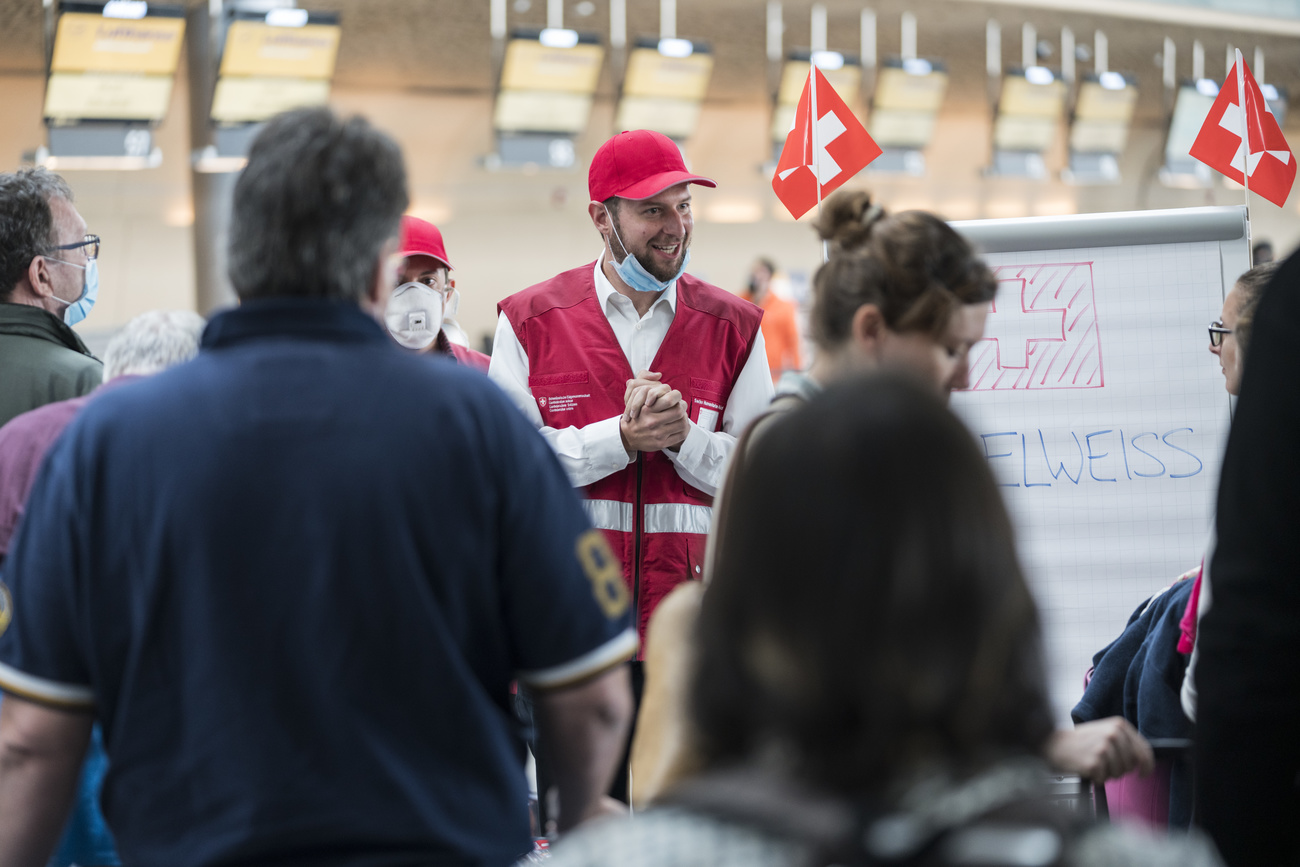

{"left": 1189, "top": 59, "right": 1296, "bottom": 207}
{"left": 771, "top": 66, "right": 881, "bottom": 219}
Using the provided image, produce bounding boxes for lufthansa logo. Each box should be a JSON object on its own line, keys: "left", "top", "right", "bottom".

{"left": 0, "top": 582, "right": 11, "bottom": 637}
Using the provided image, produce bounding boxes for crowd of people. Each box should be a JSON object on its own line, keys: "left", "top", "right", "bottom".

{"left": 0, "top": 107, "right": 1294, "bottom": 867}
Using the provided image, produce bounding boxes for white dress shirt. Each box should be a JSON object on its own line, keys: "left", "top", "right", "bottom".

{"left": 489, "top": 253, "right": 774, "bottom": 496}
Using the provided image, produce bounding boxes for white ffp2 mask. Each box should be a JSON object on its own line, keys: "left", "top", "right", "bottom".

{"left": 385, "top": 282, "right": 445, "bottom": 350}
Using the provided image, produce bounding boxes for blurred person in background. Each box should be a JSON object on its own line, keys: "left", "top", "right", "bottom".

{"left": 0, "top": 168, "right": 102, "bottom": 428}
{"left": 0, "top": 108, "right": 634, "bottom": 867}
{"left": 740, "top": 257, "right": 802, "bottom": 383}
{"left": 385, "top": 216, "right": 489, "bottom": 370}
{"left": 1183, "top": 259, "right": 1279, "bottom": 721}
{"left": 548, "top": 373, "right": 1221, "bottom": 867}
{"left": 0, "top": 308, "right": 206, "bottom": 867}
{"left": 1072, "top": 262, "right": 1281, "bottom": 831}
{"left": 629, "top": 190, "right": 1151, "bottom": 807}
{"left": 1251, "top": 240, "right": 1274, "bottom": 266}
{"left": 1197, "top": 255, "right": 1300, "bottom": 866}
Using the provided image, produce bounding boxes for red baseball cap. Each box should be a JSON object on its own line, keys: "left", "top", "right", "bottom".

{"left": 588, "top": 129, "right": 716, "bottom": 202}
{"left": 398, "top": 216, "right": 453, "bottom": 271}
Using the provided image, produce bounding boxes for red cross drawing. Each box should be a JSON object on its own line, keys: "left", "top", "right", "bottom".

{"left": 966, "top": 263, "right": 1104, "bottom": 391}
{"left": 984, "top": 278, "right": 1067, "bottom": 369}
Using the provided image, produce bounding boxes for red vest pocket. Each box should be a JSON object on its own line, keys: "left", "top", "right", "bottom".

{"left": 688, "top": 379, "right": 725, "bottom": 433}
{"left": 528, "top": 370, "right": 592, "bottom": 423}
{"left": 529, "top": 371, "right": 590, "bottom": 387}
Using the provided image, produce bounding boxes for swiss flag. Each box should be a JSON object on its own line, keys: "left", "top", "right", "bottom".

{"left": 1189, "top": 59, "right": 1295, "bottom": 207}
{"left": 772, "top": 66, "right": 881, "bottom": 219}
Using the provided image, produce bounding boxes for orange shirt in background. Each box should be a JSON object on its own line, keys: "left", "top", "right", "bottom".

{"left": 741, "top": 289, "right": 803, "bottom": 382}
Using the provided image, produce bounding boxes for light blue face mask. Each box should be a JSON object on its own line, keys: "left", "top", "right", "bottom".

{"left": 43, "top": 256, "right": 99, "bottom": 327}
{"left": 603, "top": 205, "right": 689, "bottom": 294}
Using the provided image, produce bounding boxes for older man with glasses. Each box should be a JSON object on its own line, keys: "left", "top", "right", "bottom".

{"left": 0, "top": 168, "right": 103, "bottom": 428}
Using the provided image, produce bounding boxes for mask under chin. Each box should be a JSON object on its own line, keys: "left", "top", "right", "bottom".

{"left": 613, "top": 247, "right": 690, "bottom": 294}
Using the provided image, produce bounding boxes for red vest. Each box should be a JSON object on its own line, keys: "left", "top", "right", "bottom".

{"left": 498, "top": 263, "right": 762, "bottom": 647}
{"left": 447, "top": 340, "right": 490, "bottom": 372}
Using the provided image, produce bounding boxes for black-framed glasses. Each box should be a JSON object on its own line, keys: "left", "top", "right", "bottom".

{"left": 50, "top": 234, "right": 100, "bottom": 261}
{"left": 1209, "top": 320, "right": 1232, "bottom": 347}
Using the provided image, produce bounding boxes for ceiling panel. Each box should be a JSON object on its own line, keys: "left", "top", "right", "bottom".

{"left": 0, "top": 0, "right": 1297, "bottom": 130}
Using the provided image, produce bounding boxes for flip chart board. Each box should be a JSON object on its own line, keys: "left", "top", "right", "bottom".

{"left": 950, "top": 206, "right": 1249, "bottom": 719}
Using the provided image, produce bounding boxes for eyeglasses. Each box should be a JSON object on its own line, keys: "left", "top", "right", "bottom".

{"left": 50, "top": 234, "right": 100, "bottom": 261}
{"left": 1208, "top": 320, "right": 1233, "bottom": 347}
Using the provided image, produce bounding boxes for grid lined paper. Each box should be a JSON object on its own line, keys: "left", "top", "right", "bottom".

{"left": 952, "top": 241, "right": 1231, "bottom": 721}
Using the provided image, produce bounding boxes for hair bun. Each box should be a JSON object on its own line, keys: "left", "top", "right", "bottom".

{"left": 815, "top": 190, "right": 887, "bottom": 251}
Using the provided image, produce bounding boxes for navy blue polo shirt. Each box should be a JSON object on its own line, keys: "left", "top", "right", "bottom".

{"left": 0, "top": 299, "right": 636, "bottom": 867}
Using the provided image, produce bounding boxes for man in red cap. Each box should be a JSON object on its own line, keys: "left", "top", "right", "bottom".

{"left": 385, "top": 216, "right": 489, "bottom": 370}
{"left": 490, "top": 129, "right": 773, "bottom": 803}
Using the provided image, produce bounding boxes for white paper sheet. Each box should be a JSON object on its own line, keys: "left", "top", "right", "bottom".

{"left": 950, "top": 225, "right": 1243, "bottom": 720}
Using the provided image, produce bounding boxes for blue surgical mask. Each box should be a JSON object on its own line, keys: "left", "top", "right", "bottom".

{"left": 603, "top": 205, "right": 689, "bottom": 294}
{"left": 42, "top": 256, "right": 99, "bottom": 327}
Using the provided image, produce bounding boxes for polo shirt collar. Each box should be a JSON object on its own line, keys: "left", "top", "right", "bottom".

{"left": 202, "top": 298, "right": 391, "bottom": 350}
{"left": 593, "top": 250, "right": 677, "bottom": 316}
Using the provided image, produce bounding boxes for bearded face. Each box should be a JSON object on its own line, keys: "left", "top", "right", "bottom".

{"left": 605, "top": 185, "right": 693, "bottom": 285}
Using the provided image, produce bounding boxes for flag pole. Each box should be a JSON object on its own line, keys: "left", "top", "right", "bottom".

{"left": 809, "top": 63, "right": 829, "bottom": 263}
{"left": 1236, "top": 49, "right": 1253, "bottom": 250}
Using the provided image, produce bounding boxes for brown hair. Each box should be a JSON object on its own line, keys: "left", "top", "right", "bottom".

{"left": 692, "top": 373, "right": 1054, "bottom": 795}
{"left": 1233, "top": 260, "right": 1279, "bottom": 360}
{"left": 810, "top": 191, "right": 997, "bottom": 351}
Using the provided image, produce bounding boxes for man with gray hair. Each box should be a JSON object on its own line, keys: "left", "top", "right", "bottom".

{"left": 0, "top": 108, "right": 634, "bottom": 867}
{"left": 0, "top": 309, "right": 203, "bottom": 867}
{"left": 0, "top": 168, "right": 103, "bottom": 428}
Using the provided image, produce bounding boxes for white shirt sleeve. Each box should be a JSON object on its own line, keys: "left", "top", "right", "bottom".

{"left": 665, "top": 330, "right": 775, "bottom": 496}
{"left": 488, "top": 312, "right": 633, "bottom": 488}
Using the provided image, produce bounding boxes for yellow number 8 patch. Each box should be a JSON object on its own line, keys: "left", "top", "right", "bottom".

{"left": 0, "top": 582, "right": 11, "bottom": 638}
{"left": 576, "top": 530, "right": 629, "bottom": 619}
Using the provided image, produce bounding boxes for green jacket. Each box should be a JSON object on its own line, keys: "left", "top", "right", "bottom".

{"left": 0, "top": 302, "right": 102, "bottom": 429}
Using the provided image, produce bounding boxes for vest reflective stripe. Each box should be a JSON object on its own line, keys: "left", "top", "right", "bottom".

{"left": 584, "top": 498, "right": 634, "bottom": 533}
{"left": 643, "top": 502, "right": 712, "bottom": 535}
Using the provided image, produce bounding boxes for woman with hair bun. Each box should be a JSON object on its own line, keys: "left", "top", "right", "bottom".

{"left": 781, "top": 190, "right": 997, "bottom": 403}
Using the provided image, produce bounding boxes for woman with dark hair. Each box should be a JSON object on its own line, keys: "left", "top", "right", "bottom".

{"left": 547, "top": 374, "right": 1222, "bottom": 866}
{"left": 694, "top": 374, "right": 1051, "bottom": 788}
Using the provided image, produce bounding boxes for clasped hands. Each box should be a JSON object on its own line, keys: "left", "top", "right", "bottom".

{"left": 619, "top": 370, "right": 689, "bottom": 455}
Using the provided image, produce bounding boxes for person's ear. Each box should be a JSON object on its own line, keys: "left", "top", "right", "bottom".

{"left": 589, "top": 201, "right": 620, "bottom": 259}
{"left": 26, "top": 255, "right": 56, "bottom": 300}
{"left": 850, "top": 304, "right": 887, "bottom": 358}
{"left": 591, "top": 201, "right": 617, "bottom": 245}
{"left": 588, "top": 200, "right": 610, "bottom": 233}
{"left": 363, "top": 247, "right": 396, "bottom": 320}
